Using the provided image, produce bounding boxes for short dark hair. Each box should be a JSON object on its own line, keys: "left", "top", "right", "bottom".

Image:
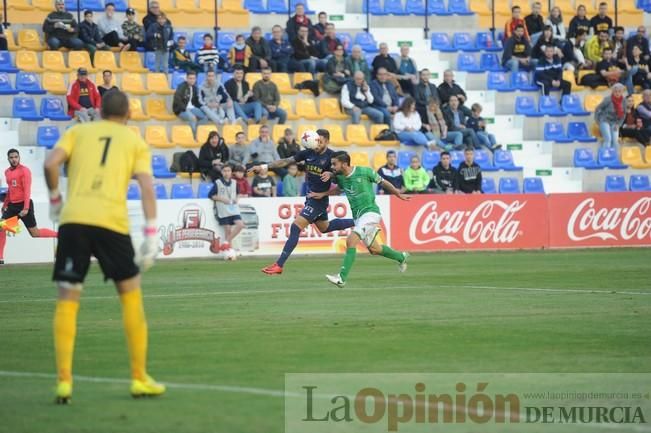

{"left": 178, "top": 36, "right": 186, "bottom": 41}
{"left": 261, "top": 66, "right": 272, "bottom": 72}
{"left": 602, "top": 47, "right": 613, "bottom": 53}
{"left": 514, "top": 24, "right": 525, "bottom": 31}
{"left": 575, "top": 29, "right": 587, "bottom": 37}
{"left": 186, "top": 70, "right": 197, "bottom": 77}
{"left": 318, "top": 11, "right": 326, "bottom": 16}
{"left": 316, "top": 128, "right": 330, "bottom": 141}
{"left": 203, "top": 33, "right": 213, "bottom": 39}
{"left": 464, "top": 147, "right": 474, "bottom": 153}
{"left": 233, "top": 165, "right": 245, "bottom": 172}
{"left": 235, "top": 34, "right": 245, "bottom": 40}
{"left": 84, "top": 9, "right": 93, "bottom": 15}
{"left": 235, "top": 131, "right": 245, "bottom": 138}
{"left": 102, "top": 69, "right": 112, "bottom": 75}
{"left": 101, "top": 90, "right": 129, "bottom": 118}
{"left": 105, "top": 2, "right": 115, "bottom": 7}
{"left": 614, "top": 26, "right": 625, "bottom": 33}
{"left": 440, "top": 151, "right": 450, "bottom": 158}
{"left": 333, "top": 151, "right": 350, "bottom": 165}
{"left": 386, "top": 150, "right": 396, "bottom": 157}
{"left": 232, "top": 64, "right": 245, "bottom": 71}
{"left": 7, "top": 148, "right": 19, "bottom": 157}
{"left": 294, "top": 2, "right": 304, "bottom": 7}
{"left": 511, "top": 5, "right": 520, "bottom": 11}
{"left": 599, "top": 1, "right": 607, "bottom": 6}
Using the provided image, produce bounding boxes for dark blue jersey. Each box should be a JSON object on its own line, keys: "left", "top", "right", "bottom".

{"left": 294, "top": 148, "right": 335, "bottom": 194}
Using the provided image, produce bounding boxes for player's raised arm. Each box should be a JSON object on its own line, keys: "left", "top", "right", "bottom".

{"left": 43, "top": 147, "right": 69, "bottom": 222}
{"left": 381, "top": 179, "right": 411, "bottom": 201}
{"left": 248, "top": 156, "right": 296, "bottom": 174}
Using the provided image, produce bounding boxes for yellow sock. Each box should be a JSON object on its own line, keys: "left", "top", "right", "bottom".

{"left": 120, "top": 289, "right": 148, "bottom": 381}
{"left": 53, "top": 300, "right": 79, "bottom": 383}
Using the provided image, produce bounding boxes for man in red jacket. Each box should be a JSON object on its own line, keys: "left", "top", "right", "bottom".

{"left": 66, "top": 68, "right": 101, "bottom": 122}
{"left": 1, "top": 149, "right": 57, "bottom": 264}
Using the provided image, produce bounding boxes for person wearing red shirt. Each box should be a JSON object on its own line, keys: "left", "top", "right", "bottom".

{"left": 504, "top": 5, "right": 530, "bottom": 41}
{"left": 66, "top": 68, "right": 101, "bottom": 122}
{"left": 1, "top": 149, "right": 58, "bottom": 264}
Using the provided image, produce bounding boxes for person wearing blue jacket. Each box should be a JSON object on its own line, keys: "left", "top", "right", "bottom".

{"left": 269, "top": 25, "right": 297, "bottom": 73}
{"left": 145, "top": 13, "right": 173, "bottom": 73}
{"left": 370, "top": 67, "right": 400, "bottom": 125}
{"left": 533, "top": 45, "right": 571, "bottom": 95}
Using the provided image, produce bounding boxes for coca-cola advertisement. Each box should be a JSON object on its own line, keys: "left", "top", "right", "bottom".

{"left": 548, "top": 193, "right": 651, "bottom": 248}
{"left": 391, "top": 195, "right": 549, "bottom": 251}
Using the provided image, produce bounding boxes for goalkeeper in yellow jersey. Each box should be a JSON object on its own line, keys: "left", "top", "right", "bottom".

{"left": 44, "top": 90, "right": 164, "bottom": 404}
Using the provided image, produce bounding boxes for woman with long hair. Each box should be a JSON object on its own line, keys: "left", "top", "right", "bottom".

{"left": 393, "top": 96, "right": 436, "bottom": 148}
{"left": 198, "top": 130, "right": 230, "bottom": 181}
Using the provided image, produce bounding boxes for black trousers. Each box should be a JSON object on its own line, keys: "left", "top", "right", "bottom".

{"left": 620, "top": 127, "right": 651, "bottom": 146}
{"left": 537, "top": 78, "right": 572, "bottom": 96}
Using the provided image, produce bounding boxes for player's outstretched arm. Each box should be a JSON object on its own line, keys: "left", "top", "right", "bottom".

{"left": 43, "top": 148, "right": 68, "bottom": 222}
{"left": 247, "top": 157, "right": 296, "bottom": 174}
{"left": 135, "top": 172, "right": 158, "bottom": 272}
{"left": 381, "top": 179, "right": 411, "bottom": 201}
{"left": 308, "top": 186, "right": 341, "bottom": 200}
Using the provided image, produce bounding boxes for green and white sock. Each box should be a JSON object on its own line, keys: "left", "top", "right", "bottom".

{"left": 340, "top": 248, "right": 357, "bottom": 281}
{"left": 380, "top": 245, "right": 404, "bottom": 263}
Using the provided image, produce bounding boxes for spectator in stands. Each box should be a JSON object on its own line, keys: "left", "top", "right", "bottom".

{"left": 570, "top": 29, "right": 592, "bottom": 70}
{"left": 122, "top": 8, "right": 144, "bottom": 51}
{"left": 286, "top": 3, "right": 313, "bottom": 42}
{"left": 590, "top": 2, "right": 612, "bottom": 35}
{"left": 443, "top": 95, "right": 480, "bottom": 149}
{"left": 456, "top": 148, "right": 482, "bottom": 194}
{"left": 595, "top": 83, "right": 626, "bottom": 151}
{"left": 403, "top": 156, "right": 430, "bottom": 194}
{"left": 504, "top": 6, "right": 530, "bottom": 41}
{"left": 346, "top": 45, "right": 371, "bottom": 82}
{"left": 252, "top": 166, "right": 276, "bottom": 197}
{"left": 568, "top": 5, "right": 590, "bottom": 40}
{"left": 233, "top": 165, "right": 252, "bottom": 197}
{"left": 636, "top": 89, "right": 651, "bottom": 128}
{"left": 370, "top": 67, "right": 399, "bottom": 125}
{"left": 172, "top": 36, "right": 201, "bottom": 72}
{"left": 0, "top": 12, "right": 6, "bottom": 51}
{"left": 318, "top": 23, "right": 342, "bottom": 61}
{"left": 200, "top": 70, "right": 236, "bottom": 126}
{"left": 253, "top": 67, "right": 286, "bottom": 124}
{"left": 246, "top": 26, "right": 272, "bottom": 72}
{"left": 97, "top": 70, "right": 118, "bottom": 96}
{"left": 80, "top": 10, "right": 108, "bottom": 62}
{"left": 43, "top": 0, "right": 84, "bottom": 50}
{"left": 277, "top": 128, "right": 300, "bottom": 159}
{"left": 146, "top": 13, "right": 173, "bottom": 73}
{"left": 225, "top": 66, "right": 262, "bottom": 123}
{"left": 228, "top": 34, "right": 252, "bottom": 71}
{"left": 67, "top": 68, "right": 101, "bottom": 122}
{"left": 341, "top": 70, "right": 383, "bottom": 124}
{"left": 628, "top": 45, "right": 651, "bottom": 90}
{"left": 546, "top": 6, "right": 566, "bottom": 40}
{"left": 534, "top": 45, "right": 572, "bottom": 96}
{"left": 424, "top": 99, "right": 462, "bottom": 149}
{"left": 396, "top": 44, "right": 418, "bottom": 97}
{"left": 313, "top": 11, "right": 328, "bottom": 41}
{"left": 612, "top": 26, "right": 627, "bottom": 62}
{"left": 143, "top": 1, "right": 168, "bottom": 34}
{"left": 230, "top": 132, "right": 251, "bottom": 166}
{"left": 377, "top": 150, "right": 404, "bottom": 194}
{"left": 502, "top": 24, "right": 536, "bottom": 73}
{"left": 197, "top": 33, "right": 224, "bottom": 72}
{"left": 323, "top": 44, "right": 350, "bottom": 94}
{"left": 282, "top": 163, "right": 300, "bottom": 196}
{"left": 371, "top": 43, "right": 401, "bottom": 93}
{"left": 172, "top": 71, "right": 206, "bottom": 138}
{"left": 291, "top": 25, "right": 318, "bottom": 75}
{"left": 595, "top": 47, "right": 632, "bottom": 93}
{"left": 393, "top": 96, "right": 435, "bottom": 148}
{"left": 438, "top": 69, "right": 468, "bottom": 110}
{"left": 621, "top": 95, "right": 651, "bottom": 146}
{"left": 525, "top": 2, "right": 545, "bottom": 45}
{"left": 414, "top": 68, "right": 440, "bottom": 123}
{"left": 250, "top": 125, "right": 287, "bottom": 177}
{"left": 199, "top": 131, "right": 229, "bottom": 181}
{"left": 627, "top": 26, "right": 650, "bottom": 63}
{"left": 98, "top": 3, "right": 129, "bottom": 50}
{"left": 431, "top": 151, "right": 456, "bottom": 194}
{"left": 531, "top": 25, "right": 563, "bottom": 61}
{"left": 270, "top": 25, "right": 297, "bottom": 73}
{"left": 467, "top": 103, "right": 501, "bottom": 152}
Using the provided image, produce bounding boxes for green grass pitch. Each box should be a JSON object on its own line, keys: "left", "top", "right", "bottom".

{"left": 0, "top": 249, "right": 650, "bottom": 433}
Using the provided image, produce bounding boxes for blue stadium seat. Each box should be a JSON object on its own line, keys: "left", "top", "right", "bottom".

{"left": 384, "top": 0, "right": 407, "bottom": 14}
{"left": 448, "top": 0, "right": 473, "bottom": 15}
{"left": 494, "top": 150, "right": 522, "bottom": 171}
{"left": 499, "top": 177, "right": 520, "bottom": 194}
{"left": 37, "top": 126, "right": 60, "bottom": 149}
{"left": 515, "top": 96, "right": 542, "bottom": 116}
{"left": 427, "top": 0, "right": 453, "bottom": 15}
{"left": 154, "top": 183, "right": 168, "bottom": 199}
{"left": 354, "top": 32, "right": 379, "bottom": 53}
{"left": 220, "top": 71, "right": 233, "bottom": 84}
{"left": 40, "top": 97, "right": 71, "bottom": 121}
{"left": 244, "top": 0, "right": 268, "bottom": 13}
{"left": 197, "top": 182, "right": 214, "bottom": 198}
{"left": 487, "top": 71, "right": 512, "bottom": 91}
{"left": 152, "top": 155, "right": 177, "bottom": 179}
{"left": 523, "top": 177, "right": 545, "bottom": 194}
{"left": 421, "top": 151, "right": 440, "bottom": 170}
{"left": 197, "top": 72, "right": 207, "bottom": 87}
{"left": 145, "top": 52, "right": 157, "bottom": 71}
{"left": 174, "top": 31, "right": 188, "bottom": 43}
{"left": 629, "top": 174, "right": 651, "bottom": 191}
{"left": 474, "top": 149, "right": 497, "bottom": 171}
{"left": 0, "top": 52, "right": 18, "bottom": 73}
{"left": 539, "top": 95, "right": 566, "bottom": 116}
{"left": 0, "top": 73, "right": 18, "bottom": 95}
{"left": 573, "top": 148, "right": 600, "bottom": 169}
{"left": 218, "top": 32, "right": 235, "bottom": 52}
{"left": 268, "top": 0, "right": 289, "bottom": 13}
{"left": 338, "top": 33, "right": 353, "bottom": 53}
{"left": 127, "top": 183, "right": 141, "bottom": 200}
{"left": 450, "top": 150, "right": 464, "bottom": 167}
{"left": 276, "top": 179, "right": 284, "bottom": 197}
{"left": 64, "top": 0, "right": 76, "bottom": 10}
{"left": 457, "top": 53, "right": 481, "bottom": 72}
{"left": 290, "top": 0, "right": 314, "bottom": 13}
{"left": 397, "top": 150, "right": 416, "bottom": 169}
{"left": 481, "top": 177, "right": 496, "bottom": 193}
{"left": 476, "top": 32, "right": 503, "bottom": 51}
{"left": 561, "top": 94, "right": 589, "bottom": 116}
{"left": 567, "top": 122, "right": 597, "bottom": 142}
{"left": 404, "top": 0, "right": 425, "bottom": 14}
{"left": 171, "top": 183, "right": 194, "bottom": 199}
{"left": 453, "top": 32, "right": 479, "bottom": 52}
{"left": 12, "top": 97, "right": 43, "bottom": 121}
{"left": 431, "top": 33, "right": 456, "bottom": 52}
{"left": 171, "top": 71, "right": 187, "bottom": 89}
{"left": 597, "top": 147, "right": 627, "bottom": 169}
{"left": 543, "top": 122, "right": 572, "bottom": 143}
{"left": 16, "top": 72, "right": 45, "bottom": 95}
{"left": 363, "top": 0, "right": 386, "bottom": 15}
{"left": 112, "top": 0, "right": 127, "bottom": 10}
{"left": 191, "top": 32, "right": 206, "bottom": 51}
{"left": 605, "top": 175, "right": 627, "bottom": 192}
{"left": 479, "top": 53, "right": 502, "bottom": 72}
{"left": 511, "top": 71, "right": 538, "bottom": 91}
{"left": 81, "top": 0, "right": 104, "bottom": 11}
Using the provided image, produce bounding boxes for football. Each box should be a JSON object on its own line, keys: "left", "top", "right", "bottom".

{"left": 300, "top": 130, "right": 320, "bottom": 150}
{"left": 223, "top": 249, "right": 238, "bottom": 261}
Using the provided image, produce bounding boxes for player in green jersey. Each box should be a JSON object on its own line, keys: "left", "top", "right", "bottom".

{"left": 308, "top": 151, "right": 411, "bottom": 288}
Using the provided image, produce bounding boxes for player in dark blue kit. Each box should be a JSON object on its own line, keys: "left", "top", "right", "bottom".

{"left": 249, "top": 129, "right": 354, "bottom": 274}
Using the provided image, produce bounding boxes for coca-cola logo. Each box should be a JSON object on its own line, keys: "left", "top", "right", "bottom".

{"left": 567, "top": 197, "right": 651, "bottom": 242}
{"left": 409, "top": 200, "right": 526, "bottom": 245}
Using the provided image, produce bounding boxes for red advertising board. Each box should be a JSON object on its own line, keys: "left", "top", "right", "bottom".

{"left": 548, "top": 193, "right": 651, "bottom": 248}
{"left": 390, "top": 194, "right": 549, "bottom": 251}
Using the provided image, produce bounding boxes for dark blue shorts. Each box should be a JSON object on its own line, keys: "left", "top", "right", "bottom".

{"left": 299, "top": 197, "right": 329, "bottom": 223}
{"left": 217, "top": 215, "right": 242, "bottom": 226}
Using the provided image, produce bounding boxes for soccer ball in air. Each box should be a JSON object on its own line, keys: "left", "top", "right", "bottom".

{"left": 223, "top": 249, "right": 237, "bottom": 261}
{"left": 301, "top": 130, "right": 320, "bottom": 150}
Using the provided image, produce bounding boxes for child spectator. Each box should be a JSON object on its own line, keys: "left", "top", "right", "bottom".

{"left": 456, "top": 148, "right": 482, "bottom": 194}
{"left": 228, "top": 34, "right": 252, "bottom": 71}
{"left": 277, "top": 128, "right": 301, "bottom": 159}
{"left": 230, "top": 132, "right": 251, "bottom": 166}
{"left": 431, "top": 151, "right": 456, "bottom": 194}
{"left": 172, "top": 36, "right": 201, "bottom": 72}
{"left": 209, "top": 164, "right": 245, "bottom": 253}
{"left": 233, "top": 165, "right": 252, "bottom": 197}
{"left": 467, "top": 103, "right": 501, "bottom": 152}
{"left": 377, "top": 150, "right": 404, "bottom": 194}
{"left": 282, "top": 163, "right": 300, "bottom": 197}
{"left": 145, "top": 13, "right": 173, "bottom": 73}
{"left": 79, "top": 10, "right": 107, "bottom": 62}
{"left": 197, "top": 33, "right": 224, "bottom": 72}
{"left": 252, "top": 166, "right": 276, "bottom": 197}
{"left": 121, "top": 8, "right": 144, "bottom": 50}
{"left": 403, "top": 155, "right": 430, "bottom": 193}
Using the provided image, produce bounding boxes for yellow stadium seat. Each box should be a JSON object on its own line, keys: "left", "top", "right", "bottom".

{"left": 247, "top": 124, "right": 265, "bottom": 140}
{"left": 279, "top": 98, "right": 299, "bottom": 120}
{"left": 370, "top": 124, "right": 399, "bottom": 146}
{"left": 172, "top": 125, "right": 199, "bottom": 148}
{"left": 320, "top": 98, "right": 348, "bottom": 120}
{"left": 297, "top": 124, "right": 317, "bottom": 140}
{"left": 293, "top": 72, "right": 314, "bottom": 94}
{"left": 94, "top": 51, "right": 121, "bottom": 72}
{"left": 42, "top": 50, "right": 71, "bottom": 72}
{"left": 619, "top": 0, "right": 638, "bottom": 13}
{"left": 554, "top": 0, "right": 576, "bottom": 16}
{"left": 350, "top": 151, "right": 370, "bottom": 167}
{"left": 621, "top": 146, "right": 651, "bottom": 168}
{"left": 584, "top": 0, "right": 598, "bottom": 16}
{"left": 221, "top": 0, "right": 247, "bottom": 13}
{"left": 146, "top": 98, "right": 176, "bottom": 120}
{"left": 147, "top": 73, "right": 174, "bottom": 95}
{"left": 145, "top": 125, "right": 175, "bottom": 148}
{"left": 127, "top": 125, "right": 142, "bottom": 137}
{"left": 69, "top": 51, "right": 96, "bottom": 72}
{"left": 346, "top": 124, "right": 375, "bottom": 146}
{"left": 197, "top": 125, "right": 218, "bottom": 145}
{"left": 324, "top": 124, "right": 350, "bottom": 147}
{"left": 129, "top": 0, "right": 148, "bottom": 12}
{"left": 633, "top": 93, "right": 643, "bottom": 107}
{"left": 245, "top": 72, "right": 261, "bottom": 89}
{"left": 8, "top": 0, "right": 33, "bottom": 10}
{"left": 157, "top": 0, "right": 174, "bottom": 9}
{"left": 42, "top": 72, "right": 67, "bottom": 95}
{"left": 94, "top": 71, "right": 118, "bottom": 87}
{"left": 129, "top": 98, "right": 150, "bottom": 121}
{"left": 122, "top": 72, "right": 150, "bottom": 95}
{"left": 18, "top": 29, "right": 45, "bottom": 51}
{"left": 222, "top": 124, "right": 243, "bottom": 144}
{"left": 584, "top": 94, "right": 602, "bottom": 112}
{"left": 511, "top": 0, "right": 531, "bottom": 15}
{"left": 15, "top": 50, "right": 44, "bottom": 72}
{"left": 494, "top": 0, "right": 513, "bottom": 17}
{"left": 177, "top": 0, "right": 202, "bottom": 12}
{"left": 120, "top": 51, "right": 148, "bottom": 72}
{"left": 199, "top": 0, "right": 215, "bottom": 11}
{"left": 295, "top": 99, "right": 323, "bottom": 120}
{"left": 32, "top": 0, "right": 53, "bottom": 10}
{"left": 272, "top": 124, "right": 286, "bottom": 143}
{"left": 577, "top": 70, "right": 606, "bottom": 90}
{"left": 271, "top": 73, "right": 298, "bottom": 95}
{"left": 469, "top": 0, "right": 491, "bottom": 15}
{"left": 4, "top": 29, "right": 18, "bottom": 51}
{"left": 645, "top": 146, "right": 651, "bottom": 164}
{"left": 373, "top": 151, "right": 387, "bottom": 170}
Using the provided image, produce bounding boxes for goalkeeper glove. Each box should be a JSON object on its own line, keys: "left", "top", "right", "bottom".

{"left": 136, "top": 220, "right": 159, "bottom": 272}
{"left": 49, "top": 190, "right": 63, "bottom": 223}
